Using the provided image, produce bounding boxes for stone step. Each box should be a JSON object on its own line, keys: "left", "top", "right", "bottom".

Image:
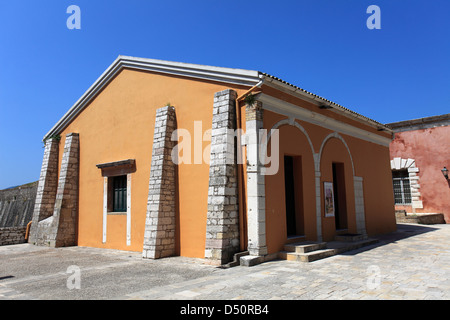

{"left": 221, "top": 251, "right": 249, "bottom": 268}
{"left": 327, "top": 238, "right": 379, "bottom": 254}
{"left": 334, "top": 233, "right": 368, "bottom": 242}
{"left": 278, "top": 238, "right": 379, "bottom": 263}
{"left": 279, "top": 248, "right": 336, "bottom": 262}
{"left": 284, "top": 241, "right": 327, "bottom": 254}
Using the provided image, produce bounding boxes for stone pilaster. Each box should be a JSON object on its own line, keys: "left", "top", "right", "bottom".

{"left": 354, "top": 176, "right": 367, "bottom": 236}
{"left": 52, "top": 133, "right": 79, "bottom": 247}
{"left": 143, "top": 106, "right": 177, "bottom": 259}
{"left": 28, "top": 138, "right": 59, "bottom": 244}
{"left": 204, "top": 89, "right": 240, "bottom": 265}
{"left": 314, "top": 169, "right": 323, "bottom": 242}
{"left": 33, "top": 133, "right": 79, "bottom": 247}
{"left": 245, "top": 100, "right": 267, "bottom": 257}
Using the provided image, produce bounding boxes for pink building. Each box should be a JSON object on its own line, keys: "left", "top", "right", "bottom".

{"left": 387, "top": 114, "right": 449, "bottom": 223}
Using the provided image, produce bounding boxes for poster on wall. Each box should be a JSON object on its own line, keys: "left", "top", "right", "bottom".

{"left": 324, "top": 182, "right": 335, "bottom": 217}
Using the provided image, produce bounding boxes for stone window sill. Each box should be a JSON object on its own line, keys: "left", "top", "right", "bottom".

{"left": 107, "top": 212, "right": 127, "bottom": 216}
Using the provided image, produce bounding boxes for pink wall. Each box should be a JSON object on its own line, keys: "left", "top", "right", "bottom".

{"left": 389, "top": 125, "right": 450, "bottom": 223}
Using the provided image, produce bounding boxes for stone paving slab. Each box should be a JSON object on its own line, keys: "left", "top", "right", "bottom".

{"left": 0, "top": 223, "right": 449, "bottom": 301}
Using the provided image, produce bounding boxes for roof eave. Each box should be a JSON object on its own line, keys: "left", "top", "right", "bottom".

{"left": 43, "top": 56, "right": 392, "bottom": 141}
{"left": 259, "top": 74, "right": 393, "bottom": 134}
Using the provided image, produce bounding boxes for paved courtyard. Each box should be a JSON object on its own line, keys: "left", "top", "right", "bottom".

{"left": 0, "top": 223, "right": 449, "bottom": 301}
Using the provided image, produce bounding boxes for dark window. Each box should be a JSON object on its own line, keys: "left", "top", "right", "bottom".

{"left": 112, "top": 175, "right": 127, "bottom": 212}
{"left": 392, "top": 170, "right": 411, "bottom": 205}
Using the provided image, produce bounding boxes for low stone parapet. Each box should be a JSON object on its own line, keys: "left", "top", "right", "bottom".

{"left": 396, "top": 210, "right": 445, "bottom": 225}
{"left": 0, "top": 226, "right": 27, "bottom": 246}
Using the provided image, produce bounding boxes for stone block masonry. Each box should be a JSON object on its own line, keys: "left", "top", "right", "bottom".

{"left": 354, "top": 176, "right": 367, "bottom": 236}
{"left": 0, "top": 227, "right": 27, "bottom": 246}
{"left": 0, "top": 181, "right": 36, "bottom": 245}
{"left": 143, "top": 106, "right": 177, "bottom": 259}
{"left": 204, "top": 89, "right": 240, "bottom": 265}
{"left": 28, "top": 138, "right": 59, "bottom": 244}
{"left": 395, "top": 210, "right": 446, "bottom": 225}
{"left": 245, "top": 100, "right": 267, "bottom": 257}
{"left": 29, "top": 133, "right": 79, "bottom": 247}
{"left": 0, "top": 181, "right": 38, "bottom": 228}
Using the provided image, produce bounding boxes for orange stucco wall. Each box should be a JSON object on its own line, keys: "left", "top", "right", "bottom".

{"left": 258, "top": 83, "right": 394, "bottom": 251}
{"left": 57, "top": 68, "right": 249, "bottom": 256}
{"left": 52, "top": 67, "right": 396, "bottom": 258}
{"left": 261, "top": 102, "right": 396, "bottom": 253}
{"left": 264, "top": 112, "right": 317, "bottom": 253}
{"left": 345, "top": 134, "right": 397, "bottom": 235}
{"left": 319, "top": 137, "right": 356, "bottom": 241}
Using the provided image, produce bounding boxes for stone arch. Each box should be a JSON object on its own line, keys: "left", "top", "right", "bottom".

{"left": 390, "top": 157, "right": 417, "bottom": 171}
{"left": 266, "top": 118, "right": 315, "bottom": 156}
{"left": 263, "top": 117, "right": 318, "bottom": 244}
{"left": 318, "top": 132, "right": 355, "bottom": 176}
{"left": 318, "top": 132, "right": 360, "bottom": 240}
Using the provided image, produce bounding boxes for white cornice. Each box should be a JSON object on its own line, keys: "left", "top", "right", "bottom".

{"left": 261, "top": 76, "right": 392, "bottom": 133}
{"left": 43, "top": 56, "right": 392, "bottom": 142}
{"left": 118, "top": 56, "right": 261, "bottom": 86}
{"left": 257, "top": 93, "right": 392, "bottom": 147}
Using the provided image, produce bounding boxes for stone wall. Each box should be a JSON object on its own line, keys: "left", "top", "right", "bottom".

{"left": 0, "top": 181, "right": 38, "bottom": 228}
{"left": 0, "top": 227, "right": 27, "bottom": 246}
{"left": 395, "top": 210, "right": 446, "bottom": 225}
{"left": 389, "top": 122, "right": 450, "bottom": 223}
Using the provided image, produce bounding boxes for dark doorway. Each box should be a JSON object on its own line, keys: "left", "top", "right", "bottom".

{"left": 285, "top": 156, "right": 296, "bottom": 236}
{"left": 284, "top": 156, "right": 304, "bottom": 237}
{"left": 332, "top": 162, "right": 347, "bottom": 230}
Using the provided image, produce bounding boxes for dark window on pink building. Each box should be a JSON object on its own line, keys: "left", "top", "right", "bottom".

{"left": 392, "top": 170, "right": 411, "bottom": 205}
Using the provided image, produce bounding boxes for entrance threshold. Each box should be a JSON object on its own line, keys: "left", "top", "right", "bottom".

{"left": 285, "top": 235, "right": 306, "bottom": 244}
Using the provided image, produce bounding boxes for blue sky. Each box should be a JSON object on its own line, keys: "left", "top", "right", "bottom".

{"left": 0, "top": 0, "right": 449, "bottom": 189}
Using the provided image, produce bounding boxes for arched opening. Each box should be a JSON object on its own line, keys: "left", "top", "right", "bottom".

{"left": 319, "top": 133, "right": 356, "bottom": 241}
{"left": 264, "top": 118, "right": 316, "bottom": 252}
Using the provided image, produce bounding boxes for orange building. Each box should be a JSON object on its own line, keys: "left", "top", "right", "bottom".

{"left": 29, "top": 56, "right": 396, "bottom": 265}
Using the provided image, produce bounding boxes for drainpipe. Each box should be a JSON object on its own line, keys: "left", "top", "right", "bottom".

{"left": 25, "top": 221, "right": 32, "bottom": 240}
{"left": 235, "top": 79, "right": 264, "bottom": 252}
